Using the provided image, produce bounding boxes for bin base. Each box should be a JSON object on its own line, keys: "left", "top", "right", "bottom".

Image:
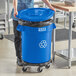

{"left": 22, "top": 60, "right": 52, "bottom": 73}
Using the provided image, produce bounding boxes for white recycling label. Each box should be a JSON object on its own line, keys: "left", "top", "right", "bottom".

{"left": 39, "top": 40, "right": 47, "bottom": 48}
{"left": 38, "top": 28, "right": 46, "bottom": 32}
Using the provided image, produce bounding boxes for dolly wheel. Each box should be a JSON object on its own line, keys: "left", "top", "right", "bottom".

{"left": 45, "top": 65, "right": 50, "bottom": 69}
{"left": 22, "top": 67, "right": 27, "bottom": 72}
{"left": 37, "top": 67, "right": 43, "bottom": 72}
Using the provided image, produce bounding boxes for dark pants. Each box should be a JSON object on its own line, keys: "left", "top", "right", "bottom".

{"left": 13, "top": 20, "right": 22, "bottom": 59}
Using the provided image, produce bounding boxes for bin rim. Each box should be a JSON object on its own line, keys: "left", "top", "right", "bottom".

{"left": 18, "top": 19, "right": 53, "bottom": 27}
{"left": 17, "top": 23, "right": 56, "bottom": 32}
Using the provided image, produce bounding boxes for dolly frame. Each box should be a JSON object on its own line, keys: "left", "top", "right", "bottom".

{"left": 22, "top": 60, "right": 52, "bottom": 72}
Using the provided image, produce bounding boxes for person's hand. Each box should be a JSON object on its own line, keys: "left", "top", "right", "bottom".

{"left": 50, "top": 6, "right": 56, "bottom": 12}
{"left": 14, "top": 10, "right": 18, "bottom": 17}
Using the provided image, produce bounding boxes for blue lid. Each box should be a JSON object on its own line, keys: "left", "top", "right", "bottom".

{"left": 16, "top": 8, "right": 55, "bottom": 22}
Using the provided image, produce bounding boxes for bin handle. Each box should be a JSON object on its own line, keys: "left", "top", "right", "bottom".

{"left": 52, "top": 23, "right": 56, "bottom": 29}
{"left": 17, "top": 25, "right": 24, "bottom": 32}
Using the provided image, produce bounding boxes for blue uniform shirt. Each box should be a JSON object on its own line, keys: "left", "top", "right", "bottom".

{"left": 11, "top": 0, "right": 34, "bottom": 21}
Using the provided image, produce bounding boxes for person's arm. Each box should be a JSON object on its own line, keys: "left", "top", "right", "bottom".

{"left": 42, "top": 0, "right": 55, "bottom": 11}
{"left": 13, "top": 0, "right": 18, "bottom": 17}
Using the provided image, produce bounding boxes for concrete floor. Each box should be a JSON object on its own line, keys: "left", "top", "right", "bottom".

{"left": 0, "top": 22, "right": 76, "bottom": 76}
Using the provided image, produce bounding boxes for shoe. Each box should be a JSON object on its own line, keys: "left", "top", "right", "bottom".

{"left": 17, "top": 58, "right": 23, "bottom": 66}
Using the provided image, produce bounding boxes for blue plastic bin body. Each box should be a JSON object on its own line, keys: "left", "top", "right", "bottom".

{"left": 17, "top": 23, "right": 56, "bottom": 63}
{"left": 16, "top": 8, "right": 56, "bottom": 64}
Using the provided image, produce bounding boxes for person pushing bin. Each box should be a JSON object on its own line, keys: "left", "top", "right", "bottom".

{"left": 16, "top": 8, "right": 56, "bottom": 72}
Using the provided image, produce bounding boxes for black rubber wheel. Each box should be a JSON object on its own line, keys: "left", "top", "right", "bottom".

{"left": 0, "top": 34, "right": 3, "bottom": 40}
{"left": 72, "top": 23, "right": 75, "bottom": 28}
{"left": 37, "top": 67, "right": 43, "bottom": 73}
{"left": 22, "top": 67, "right": 27, "bottom": 72}
{"left": 45, "top": 65, "right": 50, "bottom": 69}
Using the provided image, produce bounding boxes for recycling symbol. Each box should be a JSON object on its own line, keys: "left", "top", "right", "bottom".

{"left": 39, "top": 40, "right": 47, "bottom": 48}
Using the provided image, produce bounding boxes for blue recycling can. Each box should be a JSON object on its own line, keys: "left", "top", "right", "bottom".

{"left": 17, "top": 8, "right": 56, "bottom": 63}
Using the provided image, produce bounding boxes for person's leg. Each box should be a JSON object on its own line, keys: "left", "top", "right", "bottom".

{"left": 13, "top": 20, "right": 23, "bottom": 66}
